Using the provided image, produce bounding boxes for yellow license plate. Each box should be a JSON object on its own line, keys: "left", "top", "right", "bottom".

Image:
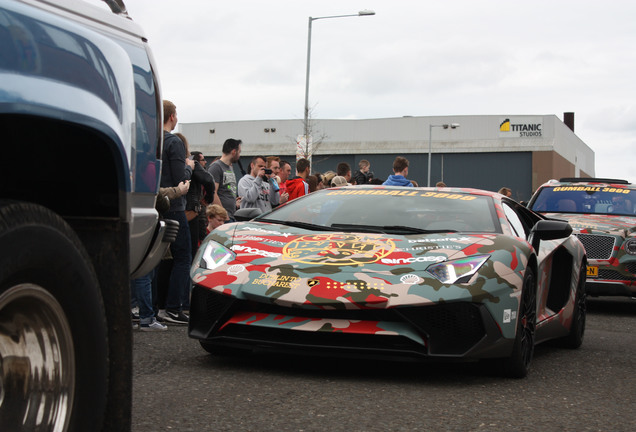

{"left": 587, "top": 266, "right": 598, "bottom": 277}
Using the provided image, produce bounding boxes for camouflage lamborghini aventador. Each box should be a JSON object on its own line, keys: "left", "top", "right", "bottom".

{"left": 189, "top": 186, "right": 587, "bottom": 378}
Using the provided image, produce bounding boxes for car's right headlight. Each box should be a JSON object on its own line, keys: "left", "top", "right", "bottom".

{"left": 199, "top": 241, "right": 235, "bottom": 270}
{"left": 625, "top": 238, "right": 636, "bottom": 256}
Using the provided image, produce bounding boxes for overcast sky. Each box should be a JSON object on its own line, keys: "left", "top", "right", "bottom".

{"left": 121, "top": 0, "right": 636, "bottom": 182}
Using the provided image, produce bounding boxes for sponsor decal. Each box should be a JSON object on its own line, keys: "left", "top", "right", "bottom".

{"left": 235, "top": 235, "right": 286, "bottom": 246}
{"left": 326, "top": 190, "right": 476, "bottom": 200}
{"left": 235, "top": 235, "right": 264, "bottom": 241}
{"left": 418, "top": 192, "right": 477, "bottom": 200}
{"left": 227, "top": 264, "right": 245, "bottom": 275}
{"left": 252, "top": 274, "right": 301, "bottom": 289}
{"left": 400, "top": 274, "right": 421, "bottom": 285}
{"left": 243, "top": 226, "right": 293, "bottom": 237}
{"left": 552, "top": 186, "right": 631, "bottom": 194}
{"left": 231, "top": 244, "right": 282, "bottom": 258}
{"left": 406, "top": 245, "right": 462, "bottom": 251}
{"left": 503, "top": 309, "right": 517, "bottom": 323}
{"left": 499, "top": 117, "right": 542, "bottom": 137}
{"left": 408, "top": 237, "right": 470, "bottom": 243}
{"left": 251, "top": 275, "right": 386, "bottom": 291}
{"left": 381, "top": 256, "right": 446, "bottom": 264}
{"left": 283, "top": 233, "right": 395, "bottom": 266}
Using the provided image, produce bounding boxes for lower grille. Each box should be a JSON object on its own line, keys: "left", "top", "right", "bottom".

{"left": 598, "top": 269, "right": 636, "bottom": 282}
{"left": 195, "top": 288, "right": 487, "bottom": 356}
{"left": 396, "top": 303, "right": 485, "bottom": 355}
{"left": 575, "top": 234, "right": 616, "bottom": 259}
{"left": 221, "top": 325, "right": 426, "bottom": 355}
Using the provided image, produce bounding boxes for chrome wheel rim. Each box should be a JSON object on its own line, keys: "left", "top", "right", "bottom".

{"left": 0, "top": 284, "right": 75, "bottom": 432}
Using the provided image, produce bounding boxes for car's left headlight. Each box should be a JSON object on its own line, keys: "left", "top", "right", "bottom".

{"left": 625, "top": 238, "right": 636, "bottom": 255}
{"left": 198, "top": 241, "right": 235, "bottom": 270}
{"left": 426, "top": 255, "right": 490, "bottom": 284}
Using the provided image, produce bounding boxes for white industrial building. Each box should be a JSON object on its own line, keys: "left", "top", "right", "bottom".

{"left": 181, "top": 113, "right": 593, "bottom": 202}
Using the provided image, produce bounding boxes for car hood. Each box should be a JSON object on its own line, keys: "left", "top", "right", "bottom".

{"left": 192, "top": 222, "right": 529, "bottom": 308}
{"left": 544, "top": 213, "right": 636, "bottom": 237}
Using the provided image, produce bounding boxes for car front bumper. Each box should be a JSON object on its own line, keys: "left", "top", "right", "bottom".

{"left": 187, "top": 285, "right": 515, "bottom": 361}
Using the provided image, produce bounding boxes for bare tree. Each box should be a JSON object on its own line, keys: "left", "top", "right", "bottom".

{"left": 288, "top": 105, "right": 328, "bottom": 169}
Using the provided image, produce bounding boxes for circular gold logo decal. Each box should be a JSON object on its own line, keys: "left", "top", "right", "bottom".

{"left": 282, "top": 234, "right": 395, "bottom": 266}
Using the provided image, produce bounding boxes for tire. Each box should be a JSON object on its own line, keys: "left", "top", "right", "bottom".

{"left": 500, "top": 267, "right": 537, "bottom": 378}
{"left": 556, "top": 264, "right": 587, "bottom": 349}
{"left": 0, "top": 201, "right": 109, "bottom": 431}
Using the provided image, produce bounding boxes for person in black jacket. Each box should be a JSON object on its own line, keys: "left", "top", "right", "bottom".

{"left": 353, "top": 159, "right": 374, "bottom": 185}
{"left": 174, "top": 137, "right": 215, "bottom": 259}
{"left": 158, "top": 100, "right": 193, "bottom": 325}
{"left": 191, "top": 151, "right": 215, "bottom": 253}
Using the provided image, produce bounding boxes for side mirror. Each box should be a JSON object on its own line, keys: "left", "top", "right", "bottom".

{"left": 529, "top": 220, "right": 573, "bottom": 252}
{"left": 234, "top": 207, "right": 262, "bottom": 221}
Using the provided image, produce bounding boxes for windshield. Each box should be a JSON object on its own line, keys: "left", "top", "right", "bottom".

{"left": 530, "top": 186, "right": 636, "bottom": 216}
{"left": 257, "top": 188, "right": 500, "bottom": 233}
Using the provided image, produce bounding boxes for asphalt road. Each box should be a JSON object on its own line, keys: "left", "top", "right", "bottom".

{"left": 132, "top": 297, "right": 636, "bottom": 432}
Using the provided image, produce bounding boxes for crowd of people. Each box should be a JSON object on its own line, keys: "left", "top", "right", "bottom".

{"left": 132, "top": 99, "right": 513, "bottom": 331}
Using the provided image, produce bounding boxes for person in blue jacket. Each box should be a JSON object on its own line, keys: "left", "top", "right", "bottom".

{"left": 382, "top": 156, "right": 414, "bottom": 187}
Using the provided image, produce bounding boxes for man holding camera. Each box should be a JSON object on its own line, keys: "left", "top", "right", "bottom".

{"left": 237, "top": 155, "right": 280, "bottom": 214}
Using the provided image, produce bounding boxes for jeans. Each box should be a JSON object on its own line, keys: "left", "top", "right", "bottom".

{"left": 132, "top": 268, "right": 156, "bottom": 324}
{"left": 163, "top": 210, "right": 192, "bottom": 311}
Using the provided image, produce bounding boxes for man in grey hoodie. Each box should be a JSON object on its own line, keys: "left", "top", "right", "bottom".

{"left": 382, "top": 156, "right": 414, "bottom": 187}
{"left": 238, "top": 155, "right": 280, "bottom": 214}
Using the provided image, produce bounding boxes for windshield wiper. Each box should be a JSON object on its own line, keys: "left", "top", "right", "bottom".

{"left": 328, "top": 223, "right": 386, "bottom": 233}
{"left": 329, "top": 223, "right": 457, "bottom": 234}
{"left": 259, "top": 219, "right": 337, "bottom": 232}
{"left": 380, "top": 225, "right": 458, "bottom": 234}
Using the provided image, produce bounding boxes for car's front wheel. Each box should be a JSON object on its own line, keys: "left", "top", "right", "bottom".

{"left": 556, "top": 263, "right": 587, "bottom": 349}
{"left": 500, "top": 267, "right": 537, "bottom": 378}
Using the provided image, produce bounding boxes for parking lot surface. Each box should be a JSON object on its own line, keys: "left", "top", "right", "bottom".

{"left": 133, "top": 297, "right": 636, "bottom": 431}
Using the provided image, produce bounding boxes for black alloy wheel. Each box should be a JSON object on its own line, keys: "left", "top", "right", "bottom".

{"left": 500, "top": 267, "right": 537, "bottom": 378}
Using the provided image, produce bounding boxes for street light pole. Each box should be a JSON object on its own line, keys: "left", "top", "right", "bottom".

{"left": 428, "top": 123, "right": 460, "bottom": 187}
{"left": 303, "top": 10, "right": 375, "bottom": 142}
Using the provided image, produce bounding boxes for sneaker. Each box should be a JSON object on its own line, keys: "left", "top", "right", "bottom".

{"left": 140, "top": 318, "right": 168, "bottom": 332}
{"left": 156, "top": 309, "right": 168, "bottom": 322}
{"left": 163, "top": 309, "right": 189, "bottom": 325}
{"left": 132, "top": 322, "right": 139, "bottom": 330}
{"left": 131, "top": 306, "right": 140, "bottom": 322}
